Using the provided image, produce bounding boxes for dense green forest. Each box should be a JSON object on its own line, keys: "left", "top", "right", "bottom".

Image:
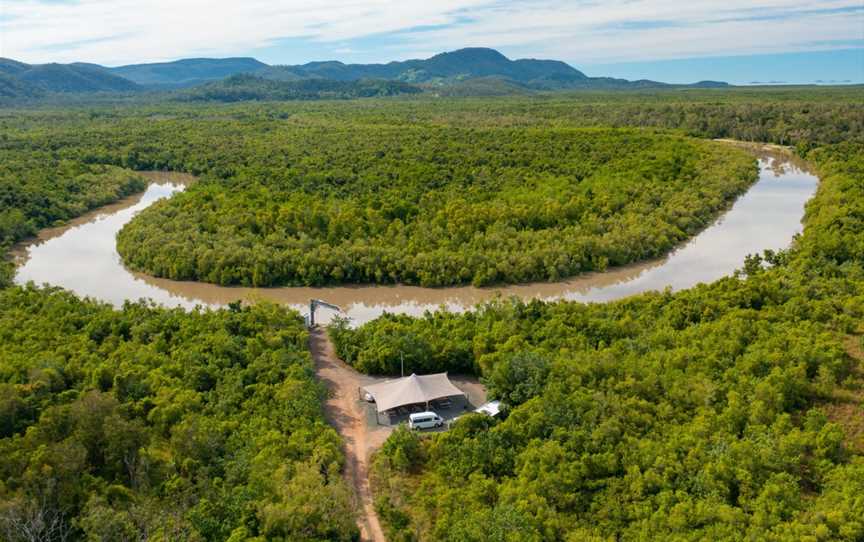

{"left": 2, "top": 88, "right": 858, "bottom": 289}
{"left": 115, "top": 129, "right": 755, "bottom": 287}
{"left": 0, "top": 151, "right": 145, "bottom": 289}
{"left": 110, "top": 87, "right": 859, "bottom": 287}
{"left": 0, "top": 158, "right": 144, "bottom": 247}
{"left": 331, "top": 139, "right": 864, "bottom": 540}
{"left": 1, "top": 87, "right": 863, "bottom": 541}
{"left": 0, "top": 290, "right": 357, "bottom": 541}
{"left": 179, "top": 74, "right": 423, "bottom": 102}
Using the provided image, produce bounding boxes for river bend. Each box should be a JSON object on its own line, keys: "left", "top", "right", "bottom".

{"left": 13, "top": 149, "right": 817, "bottom": 325}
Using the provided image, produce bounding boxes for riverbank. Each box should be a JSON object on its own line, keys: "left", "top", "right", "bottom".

{"left": 11, "top": 150, "right": 818, "bottom": 326}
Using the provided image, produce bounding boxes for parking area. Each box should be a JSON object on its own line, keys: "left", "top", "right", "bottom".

{"left": 363, "top": 375, "right": 488, "bottom": 429}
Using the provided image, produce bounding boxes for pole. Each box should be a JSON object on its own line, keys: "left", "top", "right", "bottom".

{"left": 401, "top": 352, "right": 404, "bottom": 378}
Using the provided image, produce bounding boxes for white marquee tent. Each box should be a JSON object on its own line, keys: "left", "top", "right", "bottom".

{"left": 362, "top": 373, "right": 466, "bottom": 413}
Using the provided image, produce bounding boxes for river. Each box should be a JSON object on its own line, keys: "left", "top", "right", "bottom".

{"left": 12, "top": 147, "right": 818, "bottom": 325}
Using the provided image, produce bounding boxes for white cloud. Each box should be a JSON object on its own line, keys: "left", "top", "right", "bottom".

{"left": 0, "top": 0, "right": 861, "bottom": 65}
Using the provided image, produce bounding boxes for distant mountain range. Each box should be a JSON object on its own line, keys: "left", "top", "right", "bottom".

{"left": 259, "top": 48, "right": 590, "bottom": 88}
{"left": 0, "top": 48, "right": 730, "bottom": 100}
{"left": 0, "top": 58, "right": 139, "bottom": 97}
{"left": 111, "top": 57, "right": 268, "bottom": 88}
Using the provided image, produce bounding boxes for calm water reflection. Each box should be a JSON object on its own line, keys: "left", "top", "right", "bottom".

{"left": 13, "top": 151, "right": 818, "bottom": 325}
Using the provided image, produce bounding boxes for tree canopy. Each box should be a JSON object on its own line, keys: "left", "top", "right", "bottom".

{"left": 0, "top": 290, "right": 357, "bottom": 541}
{"left": 340, "top": 140, "right": 864, "bottom": 541}
{"left": 115, "top": 128, "right": 756, "bottom": 287}
{"left": 1, "top": 87, "right": 863, "bottom": 541}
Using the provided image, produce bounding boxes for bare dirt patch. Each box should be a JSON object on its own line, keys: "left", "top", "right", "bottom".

{"left": 309, "top": 327, "right": 391, "bottom": 542}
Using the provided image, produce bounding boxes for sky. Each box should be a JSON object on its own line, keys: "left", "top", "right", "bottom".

{"left": 1, "top": 0, "right": 862, "bottom": 84}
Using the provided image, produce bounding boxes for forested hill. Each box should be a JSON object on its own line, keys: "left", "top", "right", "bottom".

{"left": 129, "top": 47, "right": 729, "bottom": 90}
{"left": 263, "top": 48, "right": 729, "bottom": 90}
{"left": 0, "top": 58, "right": 140, "bottom": 95}
{"left": 110, "top": 57, "right": 267, "bottom": 88}
{"left": 267, "top": 47, "right": 589, "bottom": 87}
{"left": 0, "top": 48, "right": 730, "bottom": 100}
{"left": 0, "top": 72, "right": 44, "bottom": 99}
{"left": 178, "top": 74, "right": 423, "bottom": 102}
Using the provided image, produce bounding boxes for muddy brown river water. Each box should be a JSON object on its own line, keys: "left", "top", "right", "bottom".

{"left": 12, "top": 149, "right": 818, "bottom": 326}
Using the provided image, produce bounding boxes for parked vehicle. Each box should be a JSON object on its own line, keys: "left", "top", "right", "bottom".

{"left": 408, "top": 411, "right": 444, "bottom": 430}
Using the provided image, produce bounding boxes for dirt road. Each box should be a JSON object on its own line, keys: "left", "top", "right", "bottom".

{"left": 309, "top": 327, "right": 391, "bottom": 542}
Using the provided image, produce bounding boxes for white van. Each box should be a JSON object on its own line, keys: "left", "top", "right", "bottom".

{"left": 408, "top": 411, "right": 444, "bottom": 430}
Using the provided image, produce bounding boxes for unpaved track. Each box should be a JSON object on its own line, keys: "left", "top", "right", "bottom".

{"left": 310, "top": 327, "right": 391, "bottom": 542}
